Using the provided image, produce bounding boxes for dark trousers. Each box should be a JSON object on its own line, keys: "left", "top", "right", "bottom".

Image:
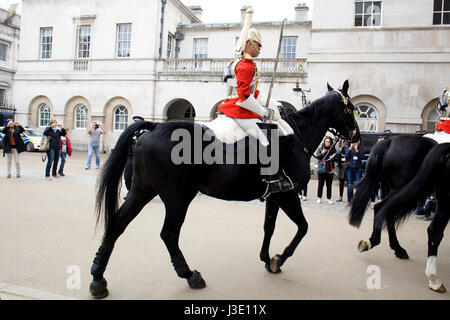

{"left": 339, "top": 178, "right": 345, "bottom": 198}
{"left": 58, "top": 151, "right": 66, "bottom": 174}
{"left": 317, "top": 173, "right": 334, "bottom": 199}
{"left": 46, "top": 148, "right": 60, "bottom": 177}
{"left": 346, "top": 166, "right": 362, "bottom": 203}
{"left": 300, "top": 185, "right": 307, "bottom": 197}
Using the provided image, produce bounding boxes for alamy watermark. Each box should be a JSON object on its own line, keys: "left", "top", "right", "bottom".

{"left": 366, "top": 265, "right": 381, "bottom": 290}
{"left": 170, "top": 125, "right": 279, "bottom": 175}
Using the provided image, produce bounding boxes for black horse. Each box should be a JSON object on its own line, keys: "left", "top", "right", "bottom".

{"left": 89, "top": 80, "right": 360, "bottom": 298}
{"left": 348, "top": 134, "right": 436, "bottom": 259}
{"left": 373, "top": 143, "right": 450, "bottom": 292}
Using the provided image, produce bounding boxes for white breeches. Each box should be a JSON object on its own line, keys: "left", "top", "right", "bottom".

{"left": 233, "top": 118, "right": 270, "bottom": 147}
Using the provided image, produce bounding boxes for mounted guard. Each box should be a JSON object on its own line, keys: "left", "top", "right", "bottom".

{"left": 218, "top": 6, "right": 296, "bottom": 197}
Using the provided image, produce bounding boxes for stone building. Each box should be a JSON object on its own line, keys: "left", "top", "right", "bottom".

{"left": 0, "top": 6, "right": 20, "bottom": 125}
{"left": 10, "top": 0, "right": 450, "bottom": 150}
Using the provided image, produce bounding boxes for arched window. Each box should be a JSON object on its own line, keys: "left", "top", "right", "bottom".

{"left": 356, "top": 104, "right": 378, "bottom": 132}
{"left": 75, "top": 104, "right": 88, "bottom": 128}
{"left": 114, "top": 105, "right": 128, "bottom": 131}
{"left": 426, "top": 108, "right": 440, "bottom": 132}
{"left": 38, "top": 104, "right": 51, "bottom": 127}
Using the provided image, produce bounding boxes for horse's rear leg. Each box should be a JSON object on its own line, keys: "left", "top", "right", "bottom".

{"left": 267, "top": 192, "right": 308, "bottom": 273}
{"left": 387, "top": 215, "right": 409, "bottom": 259}
{"left": 359, "top": 201, "right": 384, "bottom": 253}
{"left": 160, "top": 194, "right": 206, "bottom": 289}
{"left": 90, "top": 189, "right": 155, "bottom": 298}
{"left": 426, "top": 207, "right": 449, "bottom": 293}
{"left": 259, "top": 199, "right": 280, "bottom": 273}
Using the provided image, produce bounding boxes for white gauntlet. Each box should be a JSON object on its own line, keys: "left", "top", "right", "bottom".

{"left": 236, "top": 95, "right": 267, "bottom": 118}
{"left": 257, "top": 91, "right": 282, "bottom": 121}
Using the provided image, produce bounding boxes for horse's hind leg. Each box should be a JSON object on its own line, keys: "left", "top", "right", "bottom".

{"left": 425, "top": 207, "right": 449, "bottom": 293}
{"left": 387, "top": 215, "right": 409, "bottom": 259}
{"left": 259, "top": 199, "right": 280, "bottom": 273}
{"left": 267, "top": 192, "right": 308, "bottom": 273}
{"left": 90, "top": 189, "right": 155, "bottom": 298}
{"left": 359, "top": 201, "right": 384, "bottom": 253}
{"left": 160, "top": 192, "right": 206, "bottom": 289}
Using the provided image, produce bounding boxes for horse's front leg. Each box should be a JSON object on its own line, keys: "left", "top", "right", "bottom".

{"left": 425, "top": 208, "right": 449, "bottom": 293}
{"left": 267, "top": 192, "right": 308, "bottom": 273}
{"left": 260, "top": 199, "right": 280, "bottom": 273}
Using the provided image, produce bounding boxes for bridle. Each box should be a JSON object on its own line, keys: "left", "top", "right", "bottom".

{"left": 330, "top": 90, "right": 359, "bottom": 142}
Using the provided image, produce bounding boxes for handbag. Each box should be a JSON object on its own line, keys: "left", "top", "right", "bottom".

{"left": 317, "top": 161, "right": 326, "bottom": 174}
{"left": 39, "top": 135, "right": 50, "bottom": 152}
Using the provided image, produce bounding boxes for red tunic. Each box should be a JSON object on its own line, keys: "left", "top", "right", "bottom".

{"left": 218, "top": 58, "right": 261, "bottom": 119}
{"left": 436, "top": 119, "right": 450, "bottom": 134}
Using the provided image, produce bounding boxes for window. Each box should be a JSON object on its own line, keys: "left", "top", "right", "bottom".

{"left": 116, "top": 23, "right": 131, "bottom": 58}
{"left": 427, "top": 108, "right": 440, "bottom": 132}
{"left": 75, "top": 104, "right": 88, "bottom": 128}
{"left": 0, "top": 88, "right": 5, "bottom": 106}
{"left": 114, "top": 106, "right": 128, "bottom": 131}
{"left": 355, "top": 1, "right": 382, "bottom": 27}
{"left": 38, "top": 104, "right": 51, "bottom": 127}
{"left": 0, "top": 43, "right": 7, "bottom": 61}
{"left": 77, "top": 25, "right": 91, "bottom": 59}
{"left": 167, "top": 32, "right": 174, "bottom": 58}
{"left": 356, "top": 105, "right": 378, "bottom": 132}
{"left": 281, "top": 37, "right": 297, "bottom": 69}
{"left": 193, "top": 38, "right": 208, "bottom": 59}
{"left": 433, "top": 0, "right": 450, "bottom": 25}
{"left": 40, "top": 27, "right": 53, "bottom": 59}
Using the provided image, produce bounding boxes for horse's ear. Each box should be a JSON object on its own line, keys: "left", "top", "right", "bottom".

{"left": 327, "top": 82, "right": 334, "bottom": 92}
{"left": 341, "top": 80, "right": 349, "bottom": 96}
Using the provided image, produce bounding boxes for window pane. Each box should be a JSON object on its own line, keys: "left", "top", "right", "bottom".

{"left": 355, "top": 15, "right": 363, "bottom": 26}
{"left": 434, "top": 0, "right": 443, "bottom": 11}
{"left": 373, "top": 2, "right": 381, "bottom": 14}
{"left": 443, "top": 12, "right": 450, "bottom": 24}
{"left": 364, "top": 15, "right": 371, "bottom": 26}
{"left": 0, "top": 43, "right": 7, "bottom": 61}
{"left": 364, "top": 2, "right": 371, "bottom": 14}
{"left": 372, "top": 13, "right": 381, "bottom": 25}
{"left": 433, "top": 12, "right": 442, "bottom": 24}
{"left": 445, "top": 0, "right": 450, "bottom": 11}
{"left": 355, "top": 2, "right": 363, "bottom": 14}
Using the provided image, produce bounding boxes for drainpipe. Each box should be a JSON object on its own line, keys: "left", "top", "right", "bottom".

{"left": 159, "top": 0, "right": 167, "bottom": 59}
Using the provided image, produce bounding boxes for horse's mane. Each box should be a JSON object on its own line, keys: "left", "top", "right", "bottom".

{"left": 280, "top": 93, "right": 333, "bottom": 137}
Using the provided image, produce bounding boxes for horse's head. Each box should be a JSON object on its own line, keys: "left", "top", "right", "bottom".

{"left": 327, "top": 80, "right": 360, "bottom": 143}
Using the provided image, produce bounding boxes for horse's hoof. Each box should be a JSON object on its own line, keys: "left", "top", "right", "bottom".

{"left": 187, "top": 270, "right": 206, "bottom": 289}
{"left": 269, "top": 255, "right": 283, "bottom": 274}
{"left": 395, "top": 250, "right": 409, "bottom": 260}
{"left": 429, "top": 284, "right": 446, "bottom": 293}
{"left": 90, "top": 278, "right": 109, "bottom": 299}
{"left": 358, "top": 240, "right": 371, "bottom": 252}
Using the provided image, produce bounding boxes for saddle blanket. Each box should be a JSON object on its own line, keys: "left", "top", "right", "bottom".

{"left": 199, "top": 114, "right": 292, "bottom": 145}
{"left": 424, "top": 131, "right": 450, "bottom": 144}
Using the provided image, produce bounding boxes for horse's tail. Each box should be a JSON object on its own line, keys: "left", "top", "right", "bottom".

{"left": 95, "top": 121, "right": 157, "bottom": 237}
{"left": 374, "top": 143, "right": 450, "bottom": 230}
{"left": 348, "top": 138, "right": 391, "bottom": 228}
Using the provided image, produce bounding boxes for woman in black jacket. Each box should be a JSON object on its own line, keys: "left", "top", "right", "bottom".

{"left": 43, "top": 119, "right": 66, "bottom": 180}
{"left": 2, "top": 119, "right": 26, "bottom": 178}
{"left": 315, "top": 136, "right": 337, "bottom": 204}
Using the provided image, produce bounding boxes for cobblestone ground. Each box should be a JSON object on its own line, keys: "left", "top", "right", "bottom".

{"left": 0, "top": 151, "right": 448, "bottom": 300}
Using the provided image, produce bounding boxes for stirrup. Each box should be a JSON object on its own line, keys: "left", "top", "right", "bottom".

{"left": 261, "top": 169, "right": 297, "bottom": 199}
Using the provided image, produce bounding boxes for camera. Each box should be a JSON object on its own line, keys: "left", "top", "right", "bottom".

{"left": 95, "top": 124, "right": 99, "bottom": 129}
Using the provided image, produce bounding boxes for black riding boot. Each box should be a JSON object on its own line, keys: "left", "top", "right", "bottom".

{"left": 257, "top": 122, "right": 298, "bottom": 199}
